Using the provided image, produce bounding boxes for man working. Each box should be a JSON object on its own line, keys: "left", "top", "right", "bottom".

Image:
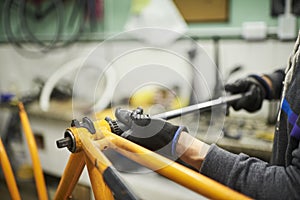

{"left": 114, "top": 32, "right": 300, "bottom": 199}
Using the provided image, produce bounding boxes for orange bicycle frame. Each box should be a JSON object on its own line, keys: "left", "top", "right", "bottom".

{"left": 55, "top": 118, "right": 251, "bottom": 200}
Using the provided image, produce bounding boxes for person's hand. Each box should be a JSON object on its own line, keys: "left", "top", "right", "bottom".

{"left": 114, "top": 108, "right": 186, "bottom": 159}
{"left": 225, "top": 75, "right": 271, "bottom": 112}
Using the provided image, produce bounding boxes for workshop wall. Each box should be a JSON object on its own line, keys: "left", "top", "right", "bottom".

{"left": 0, "top": 39, "right": 294, "bottom": 117}
{"left": 0, "top": 0, "right": 299, "bottom": 118}
{"left": 0, "top": 0, "right": 131, "bottom": 41}
{"left": 189, "top": 0, "right": 300, "bottom": 29}
{"left": 1, "top": 0, "right": 300, "bottom": 42}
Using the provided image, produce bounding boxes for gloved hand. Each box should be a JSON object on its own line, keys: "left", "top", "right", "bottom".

{"left": 114, "top": 108, "right": 186, "bottom": 159}
{"left": 225, "top": 75, "right": 271, "bottom": 112}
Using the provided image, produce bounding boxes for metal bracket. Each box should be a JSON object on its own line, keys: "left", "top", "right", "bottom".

{"left": 71, "top": 117, "right": 96, "bottom": 134}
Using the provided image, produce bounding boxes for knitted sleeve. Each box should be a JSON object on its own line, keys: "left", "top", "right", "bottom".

{"left": 200, "top": 144, "right": 300, "bottom": 199}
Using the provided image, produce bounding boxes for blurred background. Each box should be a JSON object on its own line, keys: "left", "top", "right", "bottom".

{"left": 0, "top": 0, "right": 300, "bottom": 199}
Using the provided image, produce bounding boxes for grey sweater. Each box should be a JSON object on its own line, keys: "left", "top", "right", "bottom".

{"left": 200, "top": 34, "right": 300, "bottom": 199}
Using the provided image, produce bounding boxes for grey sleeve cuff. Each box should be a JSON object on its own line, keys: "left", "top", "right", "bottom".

{"left": 199, "top": 144, "right": 238, "bottom": 186}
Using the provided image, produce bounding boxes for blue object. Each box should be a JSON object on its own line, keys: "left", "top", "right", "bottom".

{"left": 282, "top": 98, "right": 300, "bottom": 140}
{"left": 0, "top": 93, "right": 15, "bottom": 103}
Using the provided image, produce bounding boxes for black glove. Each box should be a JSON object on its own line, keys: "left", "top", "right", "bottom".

{"left": 115, "top": 108, "right": 186, "bottom": 159}
{"left": 225, "top": 75, "right": 270, "bottom": 112}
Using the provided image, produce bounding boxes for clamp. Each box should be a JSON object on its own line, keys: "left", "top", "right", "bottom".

{"left": 56, "top": 117, "right": 95, "bottom": 153}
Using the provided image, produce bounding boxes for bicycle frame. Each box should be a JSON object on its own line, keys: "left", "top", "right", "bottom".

{"left": 0, "top": 102, "right": 48, "bottom": 200}
{"left": 55, "top": 118, "right": 251, "bottom": 200}
{"left": 0, "top": 138, "right": 21, "bottom": 200}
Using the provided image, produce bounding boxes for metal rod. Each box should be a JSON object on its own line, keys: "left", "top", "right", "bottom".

{"left": 78, "top": 129, "right": 138, "bottom": 200}
{"left": 18, "top": 102, "right": 48, "bottom": 200}
{"left": 153, "top": 93, "right": 247, "bottom": 120}
{"left": 54, "top": 152, "right": 86, "bottom": 200}
{"left": 0, "top": 138, "right": 21, "bottom": 200}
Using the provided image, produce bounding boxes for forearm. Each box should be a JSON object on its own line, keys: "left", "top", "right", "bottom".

{"left": 175, "top": 132, "right": 210, "bottom": 170}
{"left": 200, "top": 144, "right": 300, "bottom": 199}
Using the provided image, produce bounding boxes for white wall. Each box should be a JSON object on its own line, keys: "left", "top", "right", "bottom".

{"left": 0, "top": 39, "right": 295, "bottom": 117}
{"left": 219, "top": 40, "right": 293, "bottom": 81}
{"left": 218, "top": 39, "right": 294, "bottom": 118}
{"left": 0, "top": 40, "right": 214, "bottom": 111}
{"left": 0, "top": 43, "right": 97, "bottom": 94}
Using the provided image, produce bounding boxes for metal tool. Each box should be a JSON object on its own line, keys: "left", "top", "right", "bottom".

{"left": 106, "top": 92, "right": 250, "bottom": 135}
{"left": 153, "top": 93, "right": 249, "bottom": 120}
